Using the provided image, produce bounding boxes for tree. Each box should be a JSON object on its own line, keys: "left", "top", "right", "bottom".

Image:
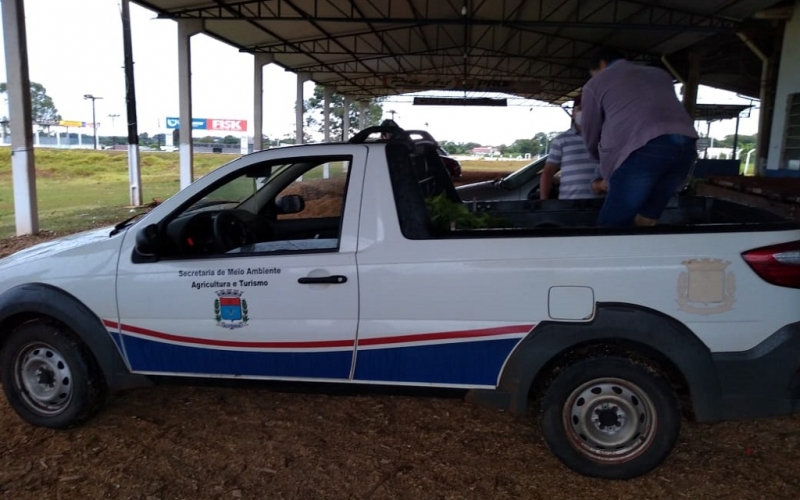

{"left": 304, "top": 85, "right": 384, "bottom": 141}
{"left": 502, "top": 132, "right": 560, "bottom": 158}
{"left": 439, "top": 141, "right": 481, "bottom": 155}
{"left": 503, "top": 138, "right": 541, "bottom": 157}
{"left": 714, "top": 134, "right": 757, "bottom": 149}
{"left": 0, "top": 82, "right": 61, "bottom": 129}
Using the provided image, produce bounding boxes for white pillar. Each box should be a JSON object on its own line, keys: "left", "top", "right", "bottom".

{"left": 767, "top": 6, "right": 800, "bottom": 172}
{"left": 323, "top": 86, "right": 333, "bottom": 142}
{"left": 295, "top": 72, "right": 309, "bottom": 144}
{"left": 253, "top": 54, "right": 273, "bottom": 151}
{"left": 56, "top": 129, "right": 60, "bottom": 147}
{"left": 359, "top": 101, "right": 367, "bottom": 130}
{"left": 78, "top": 128, "right": 83, "bottom": 147}
{"left": 178, "top": 20, "right": 203, "bottom": 190}
{"left": 342, "top": 95, "right": 352, "bottom": 141}
{"left": 128, "top": 145, "right": 141, "bottom": 204}
{"left": 2, "top": 0, "right": 38, "bottom": 235}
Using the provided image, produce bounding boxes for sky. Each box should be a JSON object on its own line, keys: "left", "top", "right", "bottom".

{"left": 0, "top": 0, "right": 762, "bottom": 146}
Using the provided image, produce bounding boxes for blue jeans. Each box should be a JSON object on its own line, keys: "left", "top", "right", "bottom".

{"left": 596, "top": 134, "right": 697, "bottom": 227}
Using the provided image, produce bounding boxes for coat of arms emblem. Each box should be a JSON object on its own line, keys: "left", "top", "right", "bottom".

{"left": 214, "top": 289, "right": 249, "bottom": 329}
{"left": 677, "top": 259, "right": 736, "bottom": 315}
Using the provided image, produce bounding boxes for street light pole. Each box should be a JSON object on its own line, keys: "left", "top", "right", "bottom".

{"left": 108, "top": 113, "right": 120, "bottom": 147}
{"left": 83, "top": 94, "right": 103, "bottom": 149}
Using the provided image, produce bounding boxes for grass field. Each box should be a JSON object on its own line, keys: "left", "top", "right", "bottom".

{"left": 0, "top": 149, "right": 235, "bottom": 238}
{"left": 0, "top": 148, "right": 525, "bottom": 238}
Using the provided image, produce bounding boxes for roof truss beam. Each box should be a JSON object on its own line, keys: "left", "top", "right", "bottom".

{"left": 160, "top": 0, "right": 739, "bottom": 33}
{"left": 207, "top": 0, "right": 380, "bottom": 96}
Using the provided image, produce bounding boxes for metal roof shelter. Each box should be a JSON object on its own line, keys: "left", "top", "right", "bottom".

{"left": 695, "top": 103, "right": 753, "bottom": 122}
{"left": 137, "top": 0, "right": 793, "bottom": 193}
{"left": 138, "top": 0, "right": 790, "bottom": 103}
{"left": 2, "top": 0, "right": 795, "bottom": 235}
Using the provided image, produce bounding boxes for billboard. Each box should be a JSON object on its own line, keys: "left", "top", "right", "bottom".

{"left": 166, "top": 117, "right": 248, "bottom": 132}
{"left": 55, "top": 120, "right": 98, "bottom": 128}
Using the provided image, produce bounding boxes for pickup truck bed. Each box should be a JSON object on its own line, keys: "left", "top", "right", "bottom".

{"left": 472, "top": 196, "right": 795, "bottom": 232}
{"left": 384, "top": 140, "right": 800, "bottom": 238}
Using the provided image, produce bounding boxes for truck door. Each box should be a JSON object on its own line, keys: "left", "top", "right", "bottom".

{"left": 112, "top": 147, "right": 367, "bottom": 380}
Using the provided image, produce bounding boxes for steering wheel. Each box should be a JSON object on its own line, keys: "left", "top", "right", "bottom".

{"left": 213, "top": 211, "right": 252, "bottom": 253}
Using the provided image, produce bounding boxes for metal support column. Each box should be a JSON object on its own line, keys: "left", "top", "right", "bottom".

{"left": 253, "top": 54, "right": 273, "bottom": 151}
{"left": 358, "top": 101, "right": 368, "bottom": 130}
{"left": 295, "top": 72, "right": 309, "bottom": 144}
{"left": 342, "top": 95, "right": 352, "bottom": 141}
{"left": 323, "top": 86, "right": 333, "bottom": 142}
{"left": 2, "top": 0, "right": 37, "bottom": 235}
{"left": 178, "top": 20, "right": 203, "bottom": 190}
{"left": 683, "top": 52, "right": 701, "bottom": 118}
{"left": 121, "top": 0, "right": 142, "bottom": 206}
{"left": 738, "top": 31, "right": 780, "bottom": 176}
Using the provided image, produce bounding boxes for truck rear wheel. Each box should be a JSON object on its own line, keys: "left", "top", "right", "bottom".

{"left": 0, "top": 320, "right": 104, "bottom": 429}
{"left": 540, "top": 356, "right": 680, "bottom": 479}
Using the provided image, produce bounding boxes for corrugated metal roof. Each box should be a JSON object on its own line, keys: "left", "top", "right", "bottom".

{"left": 133, "top": 0, "right": 789, "bottom": 103}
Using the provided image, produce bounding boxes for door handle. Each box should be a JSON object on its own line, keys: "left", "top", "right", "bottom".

{"left": 298, "top": 275, "right": 348, "bottom": 285}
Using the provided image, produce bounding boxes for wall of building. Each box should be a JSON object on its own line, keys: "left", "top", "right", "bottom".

{"left": 767, "top": 0, "right": 800, "bottom": 173}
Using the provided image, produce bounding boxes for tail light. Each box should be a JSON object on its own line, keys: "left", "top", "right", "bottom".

{"left": 742, "top": 240, "right": 800, "bottom": 289}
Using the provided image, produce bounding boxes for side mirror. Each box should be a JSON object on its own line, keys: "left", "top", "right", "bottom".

{"left": 276, "top": 194, "right": 305, "bottom": 215}
{"left": 135, "top": 224, "right": 161, "bottom": 256}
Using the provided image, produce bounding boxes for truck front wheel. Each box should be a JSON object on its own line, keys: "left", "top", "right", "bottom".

{"left": 0, "top": 320, "right": 104, "bottom": 429}
{"left": 540, "top": 356, "right": 680, "bottom": 479}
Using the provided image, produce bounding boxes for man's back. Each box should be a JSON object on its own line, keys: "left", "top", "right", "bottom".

{"left": 582, "top": 60, "right": 697, "bottom": 179}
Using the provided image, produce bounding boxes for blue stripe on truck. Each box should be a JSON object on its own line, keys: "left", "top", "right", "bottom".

{"left": 120, "top": 333, "right": 519, "bottom": 386}
{"left": 353, "top": 338, "right": 520, "bottom": 386}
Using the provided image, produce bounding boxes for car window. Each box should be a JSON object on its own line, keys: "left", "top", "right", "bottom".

{"left": 184, "top": 176, "right": 259, "bottom": 213}
{"left": 502, "top": 155, "right": 548, "bottom": 190}
{"left": 160, "top": 157, "right": 352, "bottom": 258}
{"left": 275, "top": 161, "right": 349, "bottom": 220}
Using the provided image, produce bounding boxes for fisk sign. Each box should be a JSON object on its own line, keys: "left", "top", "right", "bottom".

{"left": 209, "top": 119, "right": 247, "bottom": 131}
{"left": 165, "top": 117, "right": 248, "bottom": 132}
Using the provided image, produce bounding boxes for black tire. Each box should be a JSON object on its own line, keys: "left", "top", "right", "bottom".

{"left": 0, "top": 320, "right": 105, "bottom": 429}
{"left": 540, "top": 356, "right": 680, "bottom": 480}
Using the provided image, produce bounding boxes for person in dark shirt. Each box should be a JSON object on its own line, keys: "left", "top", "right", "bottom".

{"left": 581, "top": 47, "right": 699, "bottom": 227}
{"left": 380, "top": 119, "right": 402, "bottom": 140}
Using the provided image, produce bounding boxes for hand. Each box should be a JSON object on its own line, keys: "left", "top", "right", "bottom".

{"left": 591, "top": 179, "right": 608, "bottom": 194}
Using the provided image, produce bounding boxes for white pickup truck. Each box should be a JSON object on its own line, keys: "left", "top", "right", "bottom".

{"left": 1, "top": 128, "right": 799, "bottom": 479}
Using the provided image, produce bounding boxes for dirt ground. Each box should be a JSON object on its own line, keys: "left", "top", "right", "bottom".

{"left": 2, "top": 169, "right": 800, "bottom": 499}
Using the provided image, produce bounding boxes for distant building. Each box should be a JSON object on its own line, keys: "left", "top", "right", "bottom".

{"left": 470, "top": 146, "right": 494, "bottom": 156}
